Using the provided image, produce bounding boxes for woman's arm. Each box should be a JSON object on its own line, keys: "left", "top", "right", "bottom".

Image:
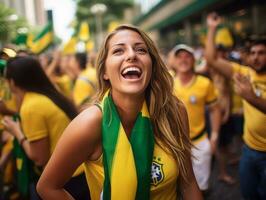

{"left": 2, "top": 117, "right": 50, "bottom": 166}
{"left": 178, "top": 103, "right": 203, "bottom": 200}
{"left": 37, "top": 105, "right": 102, "bottom": 200}
{"left": 181, "top": 159, "right": 203, "bottom": 200}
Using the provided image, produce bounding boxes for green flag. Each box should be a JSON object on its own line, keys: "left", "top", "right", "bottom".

{"left": 31, "top": 22, "right": 53, "bottom": 54}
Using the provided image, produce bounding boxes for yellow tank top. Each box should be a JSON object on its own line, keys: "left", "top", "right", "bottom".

{"left": 83, "top": 142, "right": 179, "bottom": 200}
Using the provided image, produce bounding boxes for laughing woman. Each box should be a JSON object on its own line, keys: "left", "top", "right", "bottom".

{"left": 37, "top": 25, "right": 202, "bottom": 200}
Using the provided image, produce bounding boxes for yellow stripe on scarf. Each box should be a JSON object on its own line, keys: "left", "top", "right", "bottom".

{"left": 141, "top": 102, "right": 149, "bottom": 118}
{"left": 111, "top": 125, "right": 137, "bottom": 200}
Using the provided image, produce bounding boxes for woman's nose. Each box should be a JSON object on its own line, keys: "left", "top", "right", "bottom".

{"left": 126, "top": 48, "right": 137, "bottom": 61}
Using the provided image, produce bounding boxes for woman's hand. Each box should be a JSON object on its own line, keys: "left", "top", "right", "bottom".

{"left": 2, "top": 116, "right": 23, "bottom": 140}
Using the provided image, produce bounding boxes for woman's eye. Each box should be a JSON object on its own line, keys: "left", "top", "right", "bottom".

{"left": 113, "top": 49, "right": 123, "bottom": 54}
{"left": 136, "top": 48, "right": 147, "bottom": 54}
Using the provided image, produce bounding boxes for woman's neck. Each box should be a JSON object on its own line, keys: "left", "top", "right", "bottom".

{"left": 15, "top": 89, "right": 26, "bottom": 110}
{"left": 111, "top": 91, "right": 145, "bottom": 137}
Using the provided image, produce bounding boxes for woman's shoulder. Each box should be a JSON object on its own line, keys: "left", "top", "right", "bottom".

{"left": 63, "top": 105, "right": 103, "bottom": 146}
{"left": 72, "top": 105, "right": 102, "bottom": 132}
{"left": 21, "top": 92, "right": 51, "bottom": 113}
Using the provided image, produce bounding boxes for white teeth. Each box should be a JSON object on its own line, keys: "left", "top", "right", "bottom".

{"left": 122, "top": 67, "right": 141, "bottom": 75}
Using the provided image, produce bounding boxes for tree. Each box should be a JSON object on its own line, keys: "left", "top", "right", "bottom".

{"left": 73, "top": 0, "right": 134, "bottom": 35}
{"left": 0, "top": 3, "right": 27, "bottom": 46}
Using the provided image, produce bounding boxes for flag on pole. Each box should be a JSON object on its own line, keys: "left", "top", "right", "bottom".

{"left": 26, "top": 33, "right": 34, "bottom": 49}
{"left": 108, "top": 21, "right": 120, "bottom": 33}
{"left": 63, "top": 37, "right": 78, "bottom": 54}
{"left": 215, "top": 27, "right": 234, "bottom": 48}
{"left": 86, "top": 40, "right": 94, "bottom": 52}
{"left": 30, "top": 23, "right": 53, "bottom": 54}
{"left": 78, "top": 22, "right": 90, "bottom": 41}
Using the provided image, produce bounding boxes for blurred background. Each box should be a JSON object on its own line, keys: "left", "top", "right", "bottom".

{"left": 0, "top": 1, "right": 266, "bottom": 200}
{"left": 0, "top": 0, "right": 265, "bottom": 53}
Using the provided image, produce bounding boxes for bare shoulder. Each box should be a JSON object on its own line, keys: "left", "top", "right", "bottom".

{"left": 58, "top": 105, "right": 102, "bottom": 158}
{"left": 65, "top": 105, "right": 102, "bottom": 140}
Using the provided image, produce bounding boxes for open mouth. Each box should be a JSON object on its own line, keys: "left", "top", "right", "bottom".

{"left": 121, "top": 67, "right": 142, "bottom": 79}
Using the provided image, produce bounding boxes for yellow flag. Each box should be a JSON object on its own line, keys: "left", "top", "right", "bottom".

{"left": 86, "top": 40, "right": 94, "bottom": 52}
{"left": 63, "top": 37, "right": 77, "bottom": 54}
{"left": 26, "top": 33, "right": 34, "bottom": 49}
{"left": 215, "top": 27, "right": 234, "bottom": 48}
{"left": 30, "top": 23, "right": 53, "bottom": 54}
{"left": 79, "top": 22, "right": 90, "bottom": 41}
{"left": 108, "top": 21, "right": 120, "bottom": 33}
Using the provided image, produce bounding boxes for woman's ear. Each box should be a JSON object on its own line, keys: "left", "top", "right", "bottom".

{"left": 103, "top": 73, "right": 109, "bottom": 80}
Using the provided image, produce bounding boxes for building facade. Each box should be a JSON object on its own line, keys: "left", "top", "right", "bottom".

{"left": 134, "top": 0, "right": 266, "bottom": 50}
{"left": 0, "top": 0, "right": 46, "bottom": 26}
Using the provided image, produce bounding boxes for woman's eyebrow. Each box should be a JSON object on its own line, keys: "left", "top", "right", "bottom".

{"left": 111, "top": 42, "right": 146, "bottom": 48}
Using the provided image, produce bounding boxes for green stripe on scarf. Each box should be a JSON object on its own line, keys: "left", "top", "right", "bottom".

{"left": 101, "top": 92, "right": 154, "bottom": 200}
{"left": 12, "top": 115, "right": 41, "bottom": 197}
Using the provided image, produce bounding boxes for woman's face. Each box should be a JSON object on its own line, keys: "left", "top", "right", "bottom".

{"left": 104, "top": 30, "right": 152, "bottom": 97}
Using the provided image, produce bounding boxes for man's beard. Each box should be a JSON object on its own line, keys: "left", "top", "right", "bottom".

{"left": 253, "top": 64, "right": 266, "bottom": 73}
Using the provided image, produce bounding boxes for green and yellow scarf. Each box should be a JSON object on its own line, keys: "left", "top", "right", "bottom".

{"left": 12, "top": 114, "right": 41, "bottom": 197}
{"left": 101, "top": 92, "right": 154, "bottom": 200}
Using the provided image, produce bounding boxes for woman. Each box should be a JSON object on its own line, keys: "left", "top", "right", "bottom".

{"left": 37, "top": 25, "right": 202, "bottom": 199}
{"left": 2, "top": 56, "right": 90, "bottom": 199}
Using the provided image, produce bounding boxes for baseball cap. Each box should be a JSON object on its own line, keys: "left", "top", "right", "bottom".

{"left": 0, "top": 48, "right": 16, "bottom": 58}
{"left": 173, "top": 44, "right": 194, "bottom": 56}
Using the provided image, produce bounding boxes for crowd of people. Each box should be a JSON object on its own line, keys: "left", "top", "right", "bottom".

{"left": 0, "top": 13, "right": 265, "bottom": 200}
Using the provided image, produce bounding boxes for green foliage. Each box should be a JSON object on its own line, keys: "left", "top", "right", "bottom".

{"left": 73, "top": 0, "right": 134, "bottom": 34}
{"left": 0, "top": 3, "right": 28, "bottom": 46}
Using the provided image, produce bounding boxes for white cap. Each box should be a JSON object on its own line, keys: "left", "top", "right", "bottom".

{"left": 173, "top": 44, "right": 194, "bottom": 56}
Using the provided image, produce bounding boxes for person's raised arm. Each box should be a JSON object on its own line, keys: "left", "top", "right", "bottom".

{"left": 205, "top": 13, "right": 233, "bottom": 79}
{"left": 45, "top": 50, "right": 61, "bottom": 77}
{"left": 37, "top": 105, "right": 102, "bottom": 199}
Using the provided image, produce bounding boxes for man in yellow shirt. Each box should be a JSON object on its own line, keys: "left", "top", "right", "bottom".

{"left": 206, "top": 13, "right": 266, "bottom": 200}
{"left": 69, "top": 53, "right": 97, "bottom": 108}
{"left": 172, "top": 44, "right": 221, "bottom": 193}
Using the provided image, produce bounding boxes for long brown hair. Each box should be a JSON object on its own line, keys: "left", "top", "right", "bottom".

{"left": 94, "top": 25, "right": 192, "bottom": 184}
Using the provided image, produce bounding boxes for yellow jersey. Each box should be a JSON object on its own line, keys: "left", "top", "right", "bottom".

{"left": 73, "top": 67, "right": 97, "bottom": 106}
{"left": 83, "top": 142, "right": 179, "bottom": 200}
{"left": 20, "top": 92, "right": 83, "bottom": 175}
{"left": 174, "top": 75, "right": 217, "bottom": 142}
{"left": 232, "top": 63, "right": 266, "bottom": 151}
{"left": 55, "top": 74, "right": 73, "bottom": 99}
